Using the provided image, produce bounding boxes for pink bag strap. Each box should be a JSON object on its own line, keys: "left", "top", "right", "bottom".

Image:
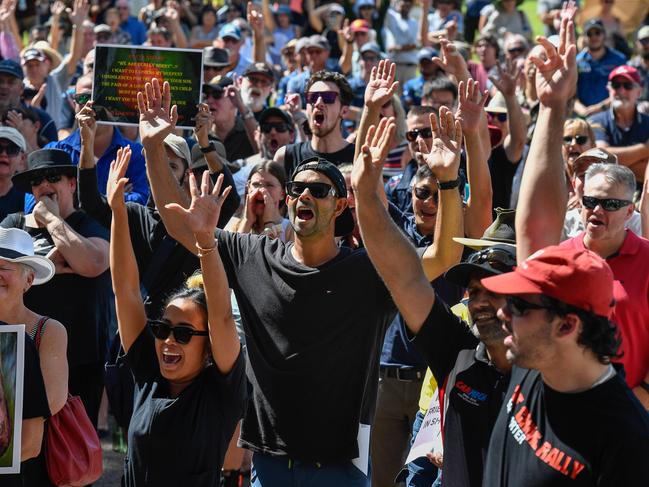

{"left": 34, "top": 316, "right": 49, "bottom": 350}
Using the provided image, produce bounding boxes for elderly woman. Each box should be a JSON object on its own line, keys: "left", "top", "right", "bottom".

{"left": 108, "top": 146, "right": 245, "bottom": 486}
{"left": 0, "top": 227, "right": 68, "bottom": 486}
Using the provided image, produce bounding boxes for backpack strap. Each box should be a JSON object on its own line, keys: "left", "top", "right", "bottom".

{"left": 34, "top": 316, "right": 50, "bottom": 351}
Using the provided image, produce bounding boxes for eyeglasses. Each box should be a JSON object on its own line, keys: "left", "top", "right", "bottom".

{"left": 587, "top": 30, "right": 604, "bottom": 37}
{"left": 507, "top": 46, "right": 525, "bottom": 55}
{"left": 487, "top": 112, "right": 508, "bottom": 123}
{"left": 640, "top": 38, "right": 649, "bottom": 46}
{"left": 30, "top": 174, "right": 62, "bottom": 187}
{"left": 413, "top": 186, "right": 439, "bottom": 203}
{"left": 247, "top": 75, "right": 272, "bottom": 87}
{"left": 203, "top": 88, "right": 224, "bottom": 100}
{"left": 305, "top": 91, "right": 338, "bottom": 105}
{"left": 72, "top": 92, "right": 92, "bottom": 105}
{"left": 562, "top": 134, "right": 589, "bottom": 145}
{"left": 505, "top": 296, "right": 555, "bottom": 317}
{"left": 582, "top": 195, "right": 633, "bottom": 211}
{"left": 261, "top": 122, "right": 290, "bottom": 133}
{"left": 405, "top": 127, "right": 433, "bottom": 142}
{"left": 610, "top": 81, "right": 636, "bottom": 91}
{"left": 0, "top": 143, "right": 21, "bottom": 156}
{"left": 467, "top": 247, "right": 516, "bottom": 273}
{"left": 286, "top": 181, "right": 336, "bottom": 198}
{"left": 148, "top": 320, "right": 209, "bottom": 345}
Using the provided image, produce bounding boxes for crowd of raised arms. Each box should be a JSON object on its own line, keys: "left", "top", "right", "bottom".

{"left": 0, "top": 0, "right": 648, "bottom": 486}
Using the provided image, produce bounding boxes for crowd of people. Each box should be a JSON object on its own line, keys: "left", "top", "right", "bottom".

{"left": 0, "top": 0, "right": 649, "bottom": 486}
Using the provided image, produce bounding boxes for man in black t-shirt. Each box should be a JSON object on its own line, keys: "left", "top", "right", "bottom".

{"left": 1, "top": 149, "right": 110, "bottom": 427}
{"left": 275, "top": 70, "right": 356, "bottom": 175}
{"left": 139, "top": 75, "right": 459, "bottom": 486}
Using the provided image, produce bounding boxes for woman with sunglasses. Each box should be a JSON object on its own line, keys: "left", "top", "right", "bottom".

{"left": 562, "top": 118, "right": 596, "bottom": 208}
{"left": 226, "top": 161, "right": 293, "bottom": 242}
{"left": 108, "top": 147, "right": 245, "bottom": 486}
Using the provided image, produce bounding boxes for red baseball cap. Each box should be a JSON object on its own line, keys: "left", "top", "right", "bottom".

{"left": 481, "top": 245, "right": 615, "bottom": 318}
{"left": 350, "top": 19, "right": 371, "bottom": 33}
{"left": 608, "top": 65, "right": 641, "bottom": 85}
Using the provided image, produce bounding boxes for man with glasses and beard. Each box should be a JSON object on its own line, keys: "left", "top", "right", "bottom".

{"left": 240, "top": 63, "right": 276, "bottom": 121}
{"left": 589, "top": 65, "right": 649, "bottom": 183}
{"left": 275, "top": 71, "right": 356, "bottom": 175}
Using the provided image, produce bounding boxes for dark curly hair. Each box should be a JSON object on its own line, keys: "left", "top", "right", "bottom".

{"left": 305, "top": 70, "right": 353, "bottom": 106}
{"left": 542, "top": 296, "right": 622, "bottom": 364}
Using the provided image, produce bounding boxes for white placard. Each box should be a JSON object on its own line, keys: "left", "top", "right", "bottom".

{"left": 351, "top": 423, "right": 371, "bottom": 475}
{"left": 0, "top": 325, "right": 25, "bottom": 474}
{"left": 405, "top": 389, "right": 443, "bottom": 465}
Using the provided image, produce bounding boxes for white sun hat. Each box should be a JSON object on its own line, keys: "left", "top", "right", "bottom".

{"left": 0, "top": 228, "right": 55, "bottom": 285}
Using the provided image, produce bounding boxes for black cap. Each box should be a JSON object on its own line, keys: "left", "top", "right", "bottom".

{"left": 203, "top": 47, "right": 230, "bottom": 68}
{"left": 12, "top": 149, "right": 77, "bottom": 194}
{"left": 202, "top": 75, "right": 234, "bottom": 93}
{"left": 0, "top": 59, "right": 23, "bottom": 80}
{"left": 444, "top": 244, "right": 517, "bottom": 288}
{"left": 243, "top": 62, "right": 275, "bottom": 81}
{"left": 291, "top": 157, "right": 354, "bottom": 237}
{"left": 583, "top": 18, "right": 605, "bottom": 33}
{"left": 259, "top": 107, "right": 293, "bottom": 127}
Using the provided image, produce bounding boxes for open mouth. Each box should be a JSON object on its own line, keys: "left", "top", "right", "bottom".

{"left": 568, "top": 151, "right": 581, "bottom": 159}
{"left": 162, "top": 351, "right": 182, "bottom": 365}
{"left": 587, "top": 216, "right": 605, "bottom": 228}
{"left": 296, "top": 207, "right": 314, "bottom": 221}
{"left": 313, "top": 112, "right": 325, "bottom": 126}
{"left": 473, "top": 312, "right": 497, "bottom": 325}
{"left": 269, "top": 138, "right": 279, "bottom": 152}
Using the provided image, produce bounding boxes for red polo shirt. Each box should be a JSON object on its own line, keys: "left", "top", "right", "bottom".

{"left": 561, "top": 230, "right": 649, "bottom": 388}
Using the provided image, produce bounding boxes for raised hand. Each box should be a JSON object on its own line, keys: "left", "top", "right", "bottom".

{"left": 455, "top": 79, "right": 488, "bottom": 134}
{"left": 76, "top": 101, "right": 97, "bottom": 145}
{"left": 261, "top": 188, "right": 282, "bottom": 224}
{"left": 489, "top": 59, "right": 523, "bottom": 98}
{"left": 165, "top": 171, "right": 232, "bottom": 236}
{"left": 431, "top": 38, "right": 469, "bottom": 82}
{"left": 418, "top": 107, "right": 463, "bottom": 182}
{"left": 0, "top": 0, "right": 17, "bottom": 23}
{"left": 50, "top": 0, "right": 65, "bottom": 17}
{"left": 33, "top": 196, "right": 61, "bottom": 227}
{"left": 67, "top": 0, "right": 89, "bottom": 26}
{"left": 107, "top": 146, "right": 132, "bottom": 209}
{"left": 285, "top": 93, "right": 302, "bottom": 114}
{"left": 338, "top": 18, "right": 353, "bottom": 44}
{"left": 247, "top": 1, "right": 264, "bottom": 34}
{"left": 364, "top": 60, "right": 399, "bottom": 110}
{"left": 529, "top": 1, "right": 577, "bottom": 108}
{"left": 137, "top": 78, "right": 178, "bottom": 144}
{"left": 28, "top": 83, "right": 47, "bottom": 108}
{"left": 193, "top": 103, "right": 211, "bottom": 147}
{"left": 352, "top": 117, "right": 396, "bottom": 195}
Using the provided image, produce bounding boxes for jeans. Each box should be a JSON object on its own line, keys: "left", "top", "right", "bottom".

{"left": 251, "top": 452, "right": 370, "bottom": 487}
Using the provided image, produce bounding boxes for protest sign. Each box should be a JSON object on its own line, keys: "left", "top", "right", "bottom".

{"left": 0, "top": 326, "right": 25, "bottom": 474}
{"left": 405, "top": 389, "right": 443, "bottom": 465}
{"left": 93, "top": 44, "right": 203, "bottom": 129}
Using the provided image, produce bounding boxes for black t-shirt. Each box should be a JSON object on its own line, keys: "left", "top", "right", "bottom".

{"left": 1, "top": 212, "right": 111, "bottom": 367}
{"left": 223, "top": 117, "right": 256, "bottom": 162}
{"left": 0, "top": 187, "right": 25, "bottom": 222}
{"left": 4, "top": 332, "right": 51, "bottom": 487}
{"left": 282, "top": 141, "right": 356, "bottom": 176}
{"left": 488, "top": 145, "right": 520, "bottom": 211}
{"left": 414, "top": 296, "right": 508, "bottom": 487}
{"left": 124, "top": 327, "right": 246, "bottom": 487}
{"left": 215, "top": 229, "right": 396, "bottom": 462}
{"left": 484, "top": 367, "right": 649, "bottom": 486}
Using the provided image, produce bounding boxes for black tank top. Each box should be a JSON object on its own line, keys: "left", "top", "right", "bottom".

{"left": 283, "top": 141, "right": 356, "bottom": 176}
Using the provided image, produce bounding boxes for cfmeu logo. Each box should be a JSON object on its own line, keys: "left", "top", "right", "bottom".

{"left": 453, "top": 380, "right": 488, "bottom": 406}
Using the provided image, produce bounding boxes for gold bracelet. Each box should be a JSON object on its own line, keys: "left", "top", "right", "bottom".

{"left": 195, "top": 240, "right": 217, "bottom": 258}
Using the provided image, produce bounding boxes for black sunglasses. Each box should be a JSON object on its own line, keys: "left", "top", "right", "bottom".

{"left": 30, "top": 174, "right": 62, "bottom": 187}
{"left": 507, "top": 46, "right": 525, "bottom": 54}
{"left": 305, "top": 91, "right": 338, "bottom": 105}
{"left": 488, "top": 112, "right": 508, "bottom": 123}
{"left": 582, "top": 195, "right": 633, "bottom": 211}
{"left": 405, "top": 127, "right": 433, "bottom": 142}
{"left": 563, "top": 135, "right": 589, "bottom": 145}
{"left": 414, "top": 186, "right": 439, "bottom": 203}
{"left": 261, "top": 122, "right": 290, "bottom": 134}
{"left": 73, "top": 92, "right": 92, "bottom": 105}
{"left": 587, "top": 29, "right": 604, "bottom": 37}
{"left": 506, "top": 296, "right": 555, "bottom": 317}
{"left": 611, "top": 81, "right": 636, "bottom": 91}
{"left": 286, "top": 181, "right": 336, "bottom": 198}
{"left": 148, "top": 320, "right": 209, "bottom": 345}
{"left": 202, "top": 88, "right": 224, "bottom": 100}
{"left": 467, "top": 247, "right": 516, "bottom": 272}
{"left": 0, "top": 143, "right": 21, "bottom": 156}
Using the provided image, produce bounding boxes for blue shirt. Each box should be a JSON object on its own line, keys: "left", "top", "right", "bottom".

{"left": 402, "top": 75, "right": 426, "bottom": 108}
{"left": 25, "top": 128, "right": 149, "bottom": 212}
{"left": 380, "top": 203, "right": 464, "bottom": 368}
{"left": 589, "top": 107, "right": 649, "bottom": 148}
{"left": 120, "top": 16, "right": 147, "bottom": 45}
{"left": 385, "top": 159, "right": 417, "bottom": 215}
{"left": 576, "top": 47, "right": 627, "bottom": 106}
{"left": 347, "top": 75, "right": 367, "bottom": 108}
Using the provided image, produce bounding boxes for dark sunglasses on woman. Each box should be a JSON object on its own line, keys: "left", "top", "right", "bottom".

{"left": 148, "top": 320, "right": 209, "bottom": 345}
{"left": 562, "top": 135, "right": 589, "bottom": 145}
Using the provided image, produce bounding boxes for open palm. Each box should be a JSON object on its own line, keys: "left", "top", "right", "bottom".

{"left": 107, "top": 146, "right": 131, "bottom": 209}
{"left": 364, "top": 60, "right": 399, "bottom": 109}
{"left": 352, "top": 117, "right": 395, "bottom": 195}
{"left": 420, "top": 108, "right": 463, "bottom": 181}
{"left": 455, "top": 80, "right": 487, "bottom": 134}
{"left": 137, "top": 78, "right": 178, "bottom": 144}
{"left": 165, "top": 172, "right": 231, "bottom": 235}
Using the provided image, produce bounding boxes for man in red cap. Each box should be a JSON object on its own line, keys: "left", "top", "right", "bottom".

{"left": 588, "top": 64, "right": 649, "bottom": 183}
{"left": 480, "top": 245, "right": 649, "bottom": 484}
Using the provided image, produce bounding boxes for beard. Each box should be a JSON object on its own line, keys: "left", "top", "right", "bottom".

{"left": 242, "top": 87, "right": 265, "bottom": 112}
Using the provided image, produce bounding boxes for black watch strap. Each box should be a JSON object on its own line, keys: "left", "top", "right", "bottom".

{"left": 437, "top": 177, "right": 461, "bottom": 190}
{"left": 200, "top": 142, "right": 216, "bottom": 154}
{"left": 641, "top": 381, "right": 649, "bottom": 396}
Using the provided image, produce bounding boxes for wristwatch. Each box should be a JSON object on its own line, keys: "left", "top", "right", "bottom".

{"left": 437, "top": 177, "right": 461, "bottom": 190}
{"left": 199, "top": 142, "right": 216, "bottom": 154}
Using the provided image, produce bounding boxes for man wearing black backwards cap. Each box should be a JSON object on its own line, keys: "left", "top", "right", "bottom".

{"left": 141, "top": 78, "right": 461, "bottom": 486}
{"left": 1, "top": 148, "right": 111, "bottom": 428}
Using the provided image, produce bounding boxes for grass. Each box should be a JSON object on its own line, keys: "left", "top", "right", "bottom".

{"left": 520, "top": 0, "right": 545, "bottom": 38}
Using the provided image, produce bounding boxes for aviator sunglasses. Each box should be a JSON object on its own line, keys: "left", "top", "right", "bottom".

{"left": 148, "top": 320, "right": 209, "bottom": 345}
